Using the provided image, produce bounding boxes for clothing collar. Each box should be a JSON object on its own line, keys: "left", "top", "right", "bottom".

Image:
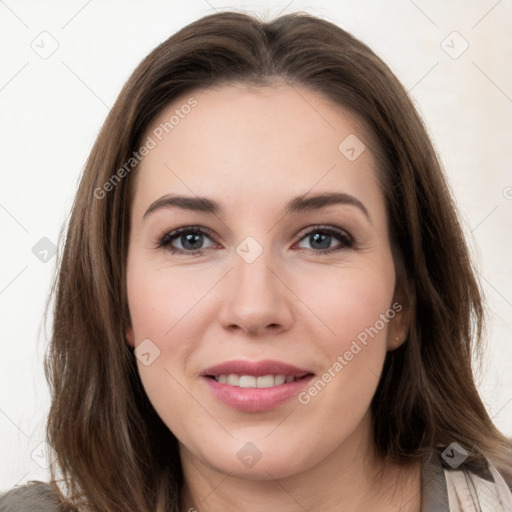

{"left": 421, "top": 448, "right": 512, "bottom": 511}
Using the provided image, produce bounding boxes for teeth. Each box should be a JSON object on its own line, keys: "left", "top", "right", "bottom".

{"left": 227, "top": 374, "right": 239, "bottom": 386}
{"left": 256, "top": 375, "right": 275, "bottom": 388}
{"left": 239, "top": 375, "right": 256, "bottom": 388}
{"left": 274, "top": 374, "right": 286, "bottom": 386}
{"left": 214, "top": 374, "right": 294, "bottom": 387}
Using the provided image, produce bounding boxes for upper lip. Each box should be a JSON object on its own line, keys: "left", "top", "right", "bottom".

{"left": 201, "top": 359, "right": 314, "bottom": 378}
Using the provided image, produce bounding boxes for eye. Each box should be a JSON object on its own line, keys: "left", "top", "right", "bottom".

{"left": 156, "top": 225, "right": 354, "bottom": 256}
{"left": 294, "top": 225, "right": 354, "bottom": 253}
{"left": 157, "top": 226, "right": 218, "bottom": 255}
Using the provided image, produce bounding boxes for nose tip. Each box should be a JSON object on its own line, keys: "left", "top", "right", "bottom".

{"left": 227, "top": 316, "right": 283, "bottom": 337}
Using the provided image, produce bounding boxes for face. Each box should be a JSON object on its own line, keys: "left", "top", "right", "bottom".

{"left": 125, "top": 83, "right": 409, "bottom": 480}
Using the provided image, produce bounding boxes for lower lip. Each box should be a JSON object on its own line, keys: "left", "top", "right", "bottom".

{"left": 202, "top": 375, "right": 315, "bottom": 412}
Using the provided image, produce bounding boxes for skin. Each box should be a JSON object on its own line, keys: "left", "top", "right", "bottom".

{"left": 125, "top": 83, "right": 420, "bottom": 511}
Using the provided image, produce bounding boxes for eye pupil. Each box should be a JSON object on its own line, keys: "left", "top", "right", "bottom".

{"left": 181, "top": 233, "right": 203, "bottom": 250}
{"left": 310, "top": 232, "right": 331, "bottom": 249}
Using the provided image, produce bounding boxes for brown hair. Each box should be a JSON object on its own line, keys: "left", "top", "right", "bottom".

{"left": 44, "top": 9, "right": 512, "bottom": 511}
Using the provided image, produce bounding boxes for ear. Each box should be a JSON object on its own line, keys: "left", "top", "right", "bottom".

{"left": 386, "top": 278, "right": 411, "bottom": 351}
{"left": 387, "top": 299, "right": 410, "bottom": 351}
{"left": 126, "top": 325, "right": 135, "bottom": 347}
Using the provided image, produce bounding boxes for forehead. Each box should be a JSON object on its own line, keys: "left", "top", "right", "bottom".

{"left": 132, "top": 83, "right": 384, "bottom": 220}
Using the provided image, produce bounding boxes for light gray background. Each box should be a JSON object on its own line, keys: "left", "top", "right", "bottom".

{"left": 1, "top": 0, "right": 511, "bottom": 490}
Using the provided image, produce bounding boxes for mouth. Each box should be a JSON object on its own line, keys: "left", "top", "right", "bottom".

{"left": 204, "top": 373, "right": 313, "bottom": 388}
{"left": 201, "top": 359, "right": 314, "bottom": 380}
{"left": 200, "top": 359, "right": 315, "bottom": 412}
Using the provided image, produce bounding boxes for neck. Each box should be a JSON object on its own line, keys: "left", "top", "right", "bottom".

{"left": 178, "top": 411, "right": 422, "bottom": 512}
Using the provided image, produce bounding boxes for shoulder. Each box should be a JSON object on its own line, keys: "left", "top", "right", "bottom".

{"left": 0, "top": 481, "right": 63, "bottom": 512}
{"left": 421, "top": 447, "right": 512, "bottom": 512}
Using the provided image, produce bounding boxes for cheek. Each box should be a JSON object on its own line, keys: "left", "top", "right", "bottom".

{"left": 126, "top": 263, "right": 206, "bottom": 426}
{"left": 293, "top": 260, "right": 395, "bottom": 400}
{"left": 299, "top": 261, "right": 395, "bottom": 343}
{"left": 126, "top": 259, "right": 214, "bottom": 343}
{"left": 126, "top": 259, "right": 220, "bottom": 414}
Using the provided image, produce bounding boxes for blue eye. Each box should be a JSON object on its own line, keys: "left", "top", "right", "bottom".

{"left": 296, "top": 226, "right": 354, "bottom": 253}
{"left": 157, "top": 225, "right": 354, "bottom": 256}
{"left": 158, "top": 227, "right": 216, "bottom": 254}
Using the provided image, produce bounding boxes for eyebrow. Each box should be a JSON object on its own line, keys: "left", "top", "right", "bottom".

{"left": 143, "top": 192, "right": 371, "bottom": 223}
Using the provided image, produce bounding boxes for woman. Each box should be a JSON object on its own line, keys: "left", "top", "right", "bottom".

{"left": 1, "top": 9, "right": 511, "bottom": 512}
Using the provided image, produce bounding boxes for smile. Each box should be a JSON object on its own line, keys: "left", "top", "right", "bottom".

{"left": 211, "top": 374, "right": 303, "bottom": 387}
{"left": 200, "top": 359, "right": 315, "bottom": 411}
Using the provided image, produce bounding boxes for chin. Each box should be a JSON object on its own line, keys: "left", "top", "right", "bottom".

{"left": 186, "top": 436, "right": 319, "bottom": 481}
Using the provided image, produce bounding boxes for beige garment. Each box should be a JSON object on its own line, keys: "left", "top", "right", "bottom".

{"left": 421, "top": 447, "right": 512, "bottom": 511}
{"left": 444, "top": 458, "right": 512, "bottom": 511}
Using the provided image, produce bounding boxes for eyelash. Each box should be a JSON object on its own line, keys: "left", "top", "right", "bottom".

{"left": 155, "top": 225, "right": 355, "bottom": 256}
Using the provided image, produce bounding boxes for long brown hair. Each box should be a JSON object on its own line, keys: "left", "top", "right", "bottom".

{"left": 44, "top": 9, "right": 512, "bottom": 511}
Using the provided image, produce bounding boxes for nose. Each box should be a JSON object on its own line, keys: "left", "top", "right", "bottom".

{"left": 217, "top": 246, "right": 294, "bottom": 337}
